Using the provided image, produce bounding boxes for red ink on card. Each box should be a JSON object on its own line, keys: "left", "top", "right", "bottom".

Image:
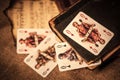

{"left": 90, "top": 46, "right": 98, "bottom": 53}
{"left": 66, "top": 30, "right": 74, "bottom": 36}
{"left": 25, "top": 49, "right": 27, "bottom": 51}
{"left": 80, "top": 14, "right": 88, "bottom": 20}
{"left": 103, "top": 30, "right": 112, "bottom": 36}
{"left": 24, "top": 30, "right": 27, "bottom": 33}
{"left": 45, "top": 31, "right": 49, "bottom": 33}
{"left": 19, "top": 30, "right": 27, "bottom": 33}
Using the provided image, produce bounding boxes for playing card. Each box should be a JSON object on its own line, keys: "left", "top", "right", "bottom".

{"left": 17, "top": 29, "right": 54, "bottom": 54}
{"left": 24, "top": 36, "right": 57, "bottom": 77}
{"left": 63, "top": 12, "right": 114, "bottom": 55}
{"left": 55, "top": 42, "right": 101, "bottom": 72}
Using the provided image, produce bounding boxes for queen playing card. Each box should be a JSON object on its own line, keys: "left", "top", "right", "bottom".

{"left": 63, "top": 12, "right": 114, "bottom": 56}
{"left": 17, "top": 29, "right": 54, "bottom": 54}
{"left": 24, "top": 36, "right": 57, "bottom": 77}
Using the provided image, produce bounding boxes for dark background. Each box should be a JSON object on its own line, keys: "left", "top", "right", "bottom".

{"left": 0, "top": 0, "right": 120, "bottom": 80}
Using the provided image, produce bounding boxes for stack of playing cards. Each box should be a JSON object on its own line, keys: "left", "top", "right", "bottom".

{"left": 17, "top": 29, "right": 101, "bottom": 77}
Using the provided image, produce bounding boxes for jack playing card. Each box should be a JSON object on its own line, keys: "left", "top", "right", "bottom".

{"left": 55, "top": 42, "right": 101, "bottom": 72}
{"left": 17, "top": 29, "right": 54, "bottom": 54}
{"left": 63, "top": 12, "right": 114, "bottom": 56}
{"left": 24, "top": 36, "right": 57, "bottom": 77}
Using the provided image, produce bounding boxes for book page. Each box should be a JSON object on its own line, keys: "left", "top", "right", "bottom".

{"left": 7, "top": 0, "right": 60, "bottom": 39}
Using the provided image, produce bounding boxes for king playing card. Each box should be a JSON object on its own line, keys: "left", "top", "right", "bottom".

{"left": 63, "top": 12, "right": 114, "bottom": 55}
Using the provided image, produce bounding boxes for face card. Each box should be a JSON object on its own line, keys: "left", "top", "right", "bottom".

{"left": 24, "top": 36, "right": 57, "bottom": 77}
{"left": 63, "top": 12, "right": 114, "bottom": 55}
{"left": 17, "top": 29, "right": 54, "bottom": 54}
{"left": 55, "top": 42, "right": 101, "bottom": 72}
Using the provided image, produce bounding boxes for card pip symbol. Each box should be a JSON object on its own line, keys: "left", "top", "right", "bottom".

{"left": 103, "top": 29, "right": 112, "bottom": 36}
{"left": 19, "top": 49, "right": 27, "bottom": 52}
{"left": 42, "top": 68, "right": 49, "bottom": 75}
{"left": 60, "top": 65, "right": 71, "bottom": 69}
{"left": 26, "top": 55, "right": 33, "bottom": 62}
{"left": 66, "top": 30, "right": 74, "bottom": 36}
{"left": 90, "top": 46, "right": 98, "bottom": 53}
{"left": 80, "top": 14, "right": 88, "bottom": 20}
{"left": 19, "top": 30, "right": 27, "bottom": 33}
{"left": 45, "top": 31, "right": 49, "bottom": 33}
{"left": 57, "top": 44, "right": 66, "bottom": 48}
